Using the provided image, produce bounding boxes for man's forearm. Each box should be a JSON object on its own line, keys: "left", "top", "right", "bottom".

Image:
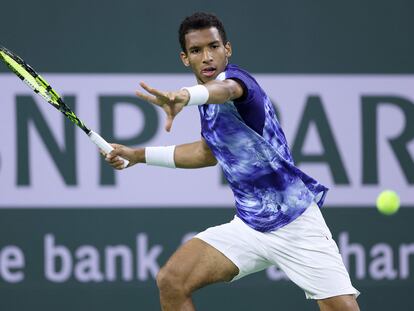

{"left": 134, "top": 140, "right": 217, "bottom": 169}
{"left": 182, "top": 79, "right": 244, "bottom": 106}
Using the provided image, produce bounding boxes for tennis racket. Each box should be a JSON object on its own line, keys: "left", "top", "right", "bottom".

{"left": 0, "top": 46, "right": 129, "bottom": 167}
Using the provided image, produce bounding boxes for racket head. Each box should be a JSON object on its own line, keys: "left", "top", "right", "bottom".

{"left": 0, "top": 46, "right": 90, "bottom": 133}
{"left": 0, "top": 46, "right": 62, "bottom": 108}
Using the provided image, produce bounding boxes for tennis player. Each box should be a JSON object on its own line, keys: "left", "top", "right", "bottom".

{"left": 106, "top": 12, "right": 360, "bottom": 311}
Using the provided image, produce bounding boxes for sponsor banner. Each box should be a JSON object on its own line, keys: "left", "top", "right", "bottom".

{"left": 0, "top": 208, "right": 413, "bottom": 311}
{"left": 0, "top": 74, "right": 413, "bottom": 207}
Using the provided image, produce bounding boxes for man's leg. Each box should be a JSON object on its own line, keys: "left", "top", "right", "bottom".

{"left": 317, "top": 294, "right": 360, "bottom": 311}
{"left": 260, "top": 203, "right": 360, "bottom": 307}
{"left": 180, "top": 298, "right": 195, "bottom": 311}
{"left": 156, "top": 238, "right": 239, "bottom": 311}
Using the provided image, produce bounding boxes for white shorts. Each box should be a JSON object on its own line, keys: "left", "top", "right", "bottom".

{"left": 195, "top": 202, "right": 360, "bottom": 300}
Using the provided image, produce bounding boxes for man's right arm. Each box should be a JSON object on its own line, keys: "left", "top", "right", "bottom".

{"left": 172, "top": 139, "right": 218, "bottom": 168}
{"left": 105, "top": 138, "right": 217, "bottom": 170}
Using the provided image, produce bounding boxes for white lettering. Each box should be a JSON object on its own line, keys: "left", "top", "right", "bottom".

{"left": 74, "top": 246, "right": 104, "bottom": 282}
{"left": 0, "top": 246, "right": 25, "bottom": 283}
{"left": 136, "top": 233, "right": 163, "bottom": 281}
{"left": 369, "top": 243, "right": 397, "bottom": 280}
{"left": 339, "top": 232, "right": 366, "bottom": 279}
{"left": 44, "top": 234, "right": 72, "bottom": 282}
{"left": 105, "top": 245, "right": 133, "bottom": 281}
{"left": 399, "top": 243, "right": 414, "bottom": 279}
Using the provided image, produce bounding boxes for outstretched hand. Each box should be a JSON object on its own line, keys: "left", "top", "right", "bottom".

{"left": 135, "top": 82, "right": 189, "bottom": 132}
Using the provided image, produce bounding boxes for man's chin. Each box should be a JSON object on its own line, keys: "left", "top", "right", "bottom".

{"left": 197, "top": 74, "right": 219, "bottom": 84}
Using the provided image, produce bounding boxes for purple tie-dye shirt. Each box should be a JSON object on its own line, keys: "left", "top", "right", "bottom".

{"left": 198, "top": 64, "right": 328, "bottom": 232}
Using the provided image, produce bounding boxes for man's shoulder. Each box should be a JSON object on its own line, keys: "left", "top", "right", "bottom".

{"left": 225, "top": 64, "right": 251, "bottom": 76}
{"left": 220, "top": 64, "right": 257, "bottom": 83}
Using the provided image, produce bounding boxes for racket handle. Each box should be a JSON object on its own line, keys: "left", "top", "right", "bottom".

{"left": 88, "top": 131, "right": 129, "bottom": 168}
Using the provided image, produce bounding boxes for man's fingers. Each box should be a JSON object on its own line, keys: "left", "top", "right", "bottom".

{"left": 106, "top": 145, "right": 125, "bottom": 160}
{"left": 105, "top": 154, "right": 118, "bottom": 162}
{"left": 165, "top": 115, "right": 174, "bottom": 132}
{"left": 136, "top": 81, "right": 180, "bottom": 133}
{"left": 140, "top": 82, "right": 166, "bottom": 98}
{"left": 110, "top": 143, "right": 122, "bottom": 149}
{"left": 107, "top": 149, "right": 118, "bottom": 158}
{"left": 114, "top": 159, "right": 126, "bottom": 170}
{"left": 135, "top": 90, "right": 162, "bottom": 106}
{"left": 102, "top": 144, "right": 130, "bottom": 170}
{"left": 168, "top": 93, "right": 175, "bottom": 102}
{"left": 104, "top": 143, "right": 121, "bottom": 157}
{"left": 100, "top": 144, "right": 119, "bottom": 158}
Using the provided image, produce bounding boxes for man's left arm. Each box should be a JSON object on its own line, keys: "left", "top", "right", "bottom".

{"left": 135, "top": 79, "right": 244, "bottom": 132}
{"left": 191, "top": 79, "right": 244, "bottom": 104}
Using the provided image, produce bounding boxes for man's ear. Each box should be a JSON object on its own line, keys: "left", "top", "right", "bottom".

{"left": 225, "top": 42, "right": 232, "bottom": 58}
{"left": 180, "top": 51, "right": 190, "bottom": 67}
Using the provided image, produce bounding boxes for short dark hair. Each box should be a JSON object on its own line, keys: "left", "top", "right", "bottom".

{"left": 178, "top": 12, "right": 228, "bottom": 52}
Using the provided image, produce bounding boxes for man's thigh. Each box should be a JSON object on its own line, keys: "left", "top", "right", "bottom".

{"left": 317, "top": 294, "right": 360, "bottom": 311}
{"left": 265, "top": 203, "right": 360, "bottom": 300}
{"left": 194, "top": 216, "right": 272, "bottom": 281}
{"left": 160, "top": 238, "right": 239, "bottom": 291}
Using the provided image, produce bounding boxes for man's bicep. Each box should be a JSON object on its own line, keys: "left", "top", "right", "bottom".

{"left": 201, "top": 137, "right": 213, "bottom": 153}
{"left": 223, "top": 78, "right": 245, "bottom": 101}
{"left": 201, "top": 138, "right": 217, "bottom": 164}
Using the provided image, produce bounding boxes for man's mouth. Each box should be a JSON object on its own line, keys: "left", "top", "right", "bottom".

{"left": 201, "top": 66, "right": 216, "bottom": 78}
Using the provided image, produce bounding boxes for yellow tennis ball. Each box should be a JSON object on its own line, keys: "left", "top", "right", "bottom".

{"left": 376, "top": 190, "right": 400, "bottom": 215}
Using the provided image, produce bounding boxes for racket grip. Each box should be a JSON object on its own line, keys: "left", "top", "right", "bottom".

{"left": 88, "top": 131, "right": 129, "bottom": 168}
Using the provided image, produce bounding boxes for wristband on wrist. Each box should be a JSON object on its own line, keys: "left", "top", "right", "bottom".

{"left": 145, "top": 145, "right": 176, "bottom": 168}
{"left": 181, "top": 85, "right": 209, "bottom": 106}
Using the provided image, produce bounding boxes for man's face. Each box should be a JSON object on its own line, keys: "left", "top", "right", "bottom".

{"left": 180, "top": 27, "right": 232, "bottom": 84}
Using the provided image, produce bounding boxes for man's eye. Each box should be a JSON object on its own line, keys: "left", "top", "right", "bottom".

{"left": 191, "top": 49, "right": 200, "bottom": 54}
{"left": 212, "top": 45, "right": 219, "bottom": 49}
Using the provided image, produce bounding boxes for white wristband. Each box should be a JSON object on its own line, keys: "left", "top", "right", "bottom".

{"left": 145, "top": 146, "right": 176, "bottom": 168}
{"left": 181, "top": 85, "right": 209, "bottom": 106}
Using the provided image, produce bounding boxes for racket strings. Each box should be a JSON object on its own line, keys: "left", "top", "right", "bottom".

{"left": 1, "top": 46, "right": 90, "bottom": 134}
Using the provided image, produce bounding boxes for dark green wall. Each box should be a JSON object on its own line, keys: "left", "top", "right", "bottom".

{"left": 1, "top": 1, "right": 413, "bottom": 310}
{"left": 1, "top": 0, "right": 414, "bottom": 73}
{"left": 1, "top": 208, "right": 413, "bottom": 311}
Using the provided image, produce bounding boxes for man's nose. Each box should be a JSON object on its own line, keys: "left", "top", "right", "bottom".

{"left": 202, "top": 49, "right": 213, "bottom": 62}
